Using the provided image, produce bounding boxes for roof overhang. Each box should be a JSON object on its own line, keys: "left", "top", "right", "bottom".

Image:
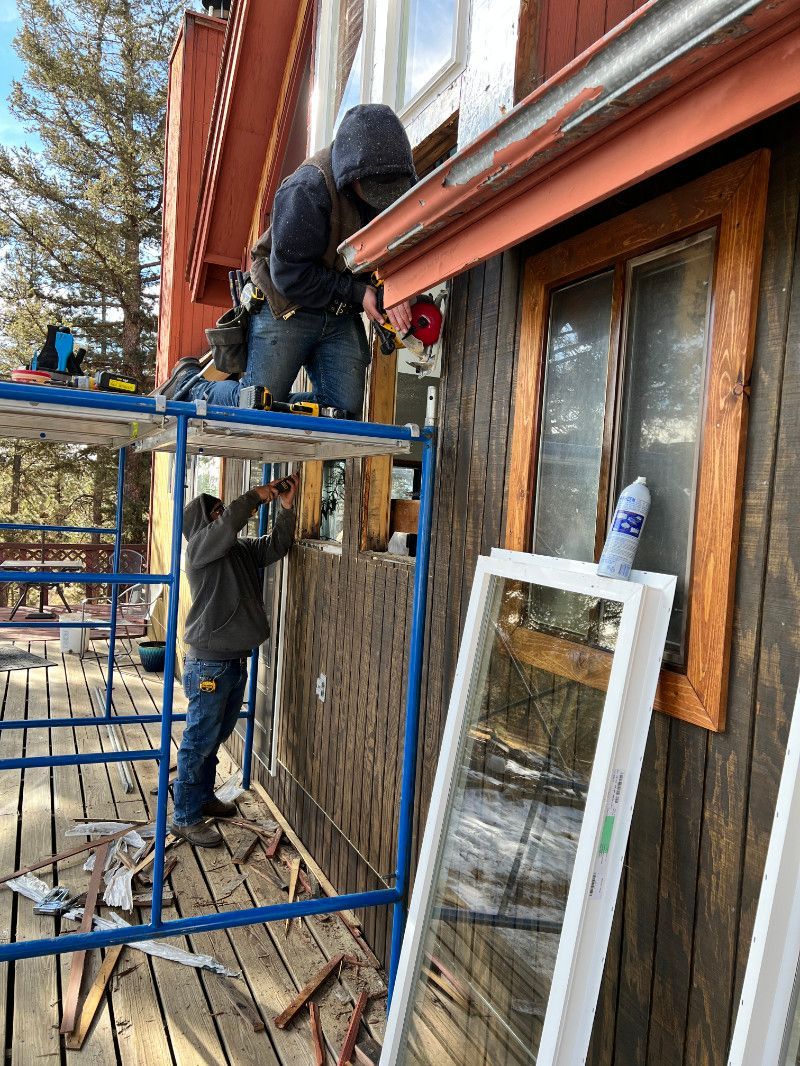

{"left": 187, "top": 0, "right": 308, "bottom": 305}
{"left": 340, "top": 0, "right": 800, "bottom": 304}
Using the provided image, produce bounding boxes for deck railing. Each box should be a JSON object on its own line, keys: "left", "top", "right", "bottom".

{"left": 0, "top": 541, "right": 146, "bottom": 606}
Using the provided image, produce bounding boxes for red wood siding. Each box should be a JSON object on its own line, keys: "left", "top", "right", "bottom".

{"left": 156, "top": 13, "right": 228, "bottom": 385}
{"left": 539, "top": 0, "right": 648, "bottom": 92}
{"left": 539, "top": 0, "right": 652, "bottom": 80}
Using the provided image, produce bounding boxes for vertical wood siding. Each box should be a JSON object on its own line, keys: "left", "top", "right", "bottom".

{"left": 250, "top": 116, "right": 800, "bottom": 1063}
{"left": 537, "top": 0, "right": 649, "bottom": 84}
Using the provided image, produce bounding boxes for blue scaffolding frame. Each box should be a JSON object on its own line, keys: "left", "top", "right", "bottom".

{"left": 0, "top": 381, "right": 435, "bottom": 996}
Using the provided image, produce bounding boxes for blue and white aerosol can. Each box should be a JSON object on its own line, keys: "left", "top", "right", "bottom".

{"left": 597, "top": 476, "right": 651, "bottom": 580}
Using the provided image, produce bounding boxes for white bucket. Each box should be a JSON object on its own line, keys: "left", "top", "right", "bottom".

{"left": 60, "top": 625, "right": 88, "bottom": 655}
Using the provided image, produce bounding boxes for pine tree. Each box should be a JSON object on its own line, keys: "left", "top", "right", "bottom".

{"left": 0, "top": 0, "right": 184, "bottom": 542}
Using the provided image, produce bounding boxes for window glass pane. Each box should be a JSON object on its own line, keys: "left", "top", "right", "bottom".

{"left": 332, "top": 0, "right": 364, "bottom": 132}
{"left": 399, "top": 576, "right": 621, "bottom": 1064}
{"left": 615, "top": 232, "right": 714, "bottom": 663}
{"left": 320, "top": 459, "right": 346, "bottom": 542}
{"left": 533, "top": 271, "right": 614, "bottom": 563}
{"left": 192, "top": 455, "right": 221, "bottom": 498}
{"left": 402, "top": 0, "right": 457, "bottom": 106}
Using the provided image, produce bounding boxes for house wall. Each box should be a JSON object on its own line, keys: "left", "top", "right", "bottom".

{"left": 254, "top": 110, "right": 800, "bottom": 1063}
{"left": 535, "top": 0, "right": 649, "bottom": 83}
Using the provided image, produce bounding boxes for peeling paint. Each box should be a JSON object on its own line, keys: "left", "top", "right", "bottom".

{"left": 338, "top": 0, "right": 798, "bottom": 277}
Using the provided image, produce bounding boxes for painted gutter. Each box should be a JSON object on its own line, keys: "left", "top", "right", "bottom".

{"left": 340, "top": 0, "right": 800, "bottom": 301}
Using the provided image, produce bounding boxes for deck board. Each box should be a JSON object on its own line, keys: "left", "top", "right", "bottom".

{"left": 0, "top": 637, "right": 387, "bottom": 1065}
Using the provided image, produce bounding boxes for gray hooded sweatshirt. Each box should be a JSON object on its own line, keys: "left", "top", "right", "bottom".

{"left": 182, "top": 490, "right": 295, "bottom": 661}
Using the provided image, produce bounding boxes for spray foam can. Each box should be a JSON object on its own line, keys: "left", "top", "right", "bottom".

{"left": 597, "top": 476, "right": 651, "bottom": 580}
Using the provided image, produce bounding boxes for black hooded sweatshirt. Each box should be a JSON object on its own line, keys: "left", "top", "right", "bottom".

{"left": 182, "top": 491, "right": 295, "bottom": 661}
{"left": 266, "top": 104, "right": 416, "bottom": 310}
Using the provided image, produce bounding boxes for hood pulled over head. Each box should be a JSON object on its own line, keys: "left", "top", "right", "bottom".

{"left": 183, "top": 493, "right": 223, "bottom": 540}
{"left": 331, "top": 104, "right": 416, "bottom": 208}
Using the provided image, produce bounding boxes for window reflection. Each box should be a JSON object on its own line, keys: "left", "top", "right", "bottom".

{"left": 400, "top": 577, "right": 621, "bottom": 1064}
{"left": 401, "top": 0, "right": 458, "bottom": 106}
{"left": 320, "top": 459, "right": 346, "bottom": 543}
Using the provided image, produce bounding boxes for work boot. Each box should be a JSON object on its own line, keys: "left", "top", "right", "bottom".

{"left": 170, "top": 820, "right": 223, "bottom": 848}
{"left": 201, "top": 797, "right": 238, "bottom": 818}
{"left": 152, "top": 357, "right": 202, "bottom": 400}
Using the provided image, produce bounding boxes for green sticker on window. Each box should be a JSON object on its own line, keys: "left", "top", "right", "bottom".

{"left": 599, "top": 815, "right": 615, "bottom": 856}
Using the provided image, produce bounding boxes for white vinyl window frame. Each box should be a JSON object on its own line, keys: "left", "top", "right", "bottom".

{"left": 383, "top": 0, "right": 470, "bottom": 124}
{"left": 727, "top": 677, "right": 800, "bottom": 1066}
{"left": 311, "top": 0, "right": 468, "bottom": 149}
{"left": 381, "top": 551, "right": 675, "bottom": 1066}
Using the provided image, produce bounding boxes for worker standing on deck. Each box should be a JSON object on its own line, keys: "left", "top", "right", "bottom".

{"left": 160, "top": 103, "right": 416, "bottom": 416}
{"left": 171, "top": 474, "right": 299, "bottom": 847}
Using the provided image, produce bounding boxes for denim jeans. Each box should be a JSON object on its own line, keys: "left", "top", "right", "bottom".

{"left": 194, "top": 307, "right": 371, "bottom": 416}
{"left": 173, "top": 657, "right": 248, "bottom": 826}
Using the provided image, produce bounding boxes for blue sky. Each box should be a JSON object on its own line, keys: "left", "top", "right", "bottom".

{"left": 0, "top": 0, "right": 38, "bottom": 151}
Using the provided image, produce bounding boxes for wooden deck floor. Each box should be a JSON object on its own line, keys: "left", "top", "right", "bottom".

{"left": 0, "top": 637, "right": 386, "bottom": 1065}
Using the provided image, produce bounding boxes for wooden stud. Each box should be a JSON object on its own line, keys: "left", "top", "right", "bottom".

{"left": 60, "top": 842, "right": 109, "bottom": 1034}
{"left": 64, "top": 945, "right": 125, "bottom": 1050}
{"left": 274, "top": 954, "right": 345, "bottom": 1029}
{"left": 336, "top": 990, "right": 368, "bottom": 1066}
{"left": 309, "top": 1002, "right": 325, "bottom": 1066}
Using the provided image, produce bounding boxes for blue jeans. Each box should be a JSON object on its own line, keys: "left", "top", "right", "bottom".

{"left": 173, "top": 657, "right": 248, "bottom": 826}
{"left": 194, "top": 307, "right": 371, "bottom": 415}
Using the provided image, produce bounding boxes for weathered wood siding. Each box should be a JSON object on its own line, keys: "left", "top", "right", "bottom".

{"left": 249, "top": 112, "right": 800, "bottom": 1063}
{"left": 536, "top": 0, "right": 649, "bottom": 83}
{"left": 156, "top": 13, "right": 228, "bottom": 385}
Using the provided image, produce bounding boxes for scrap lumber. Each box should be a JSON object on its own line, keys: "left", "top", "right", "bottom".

{"left": 309, "top": 1002, "right": 325, "bottom": 1066}
{"left": 215, "top": 977, "right": 265, "bottom": 1032}
{"left": 137, "top": 854, "right": 178, "bottom": 886}
{"left": 274, "top": 953, "right": 346, "bottom": 1029}
{"left": 353, "top": 1038, "right": 381, "bottom": 1065}
{"left": 337, "top": 990, "right": 369, "bottom": 1066}
{"left": 60, "top": 842, "right": 109, "bottom": 1034}
{"left": 265, "top": 827, "right": 284, "bottom": 858}
{"left": 285, "top": 857, "right": 301, "bottom": 937}
{"left": 64, "top": 945, "right": 125, "bottom": 1050}
{"left": 0, "top": 825, "right": 136, "bottom": 886}
{"left": 232, "top": 835, "right": 259, "bottom": 865}
{"left": 281, "top": 854, "right": 315, "bottom": 896}
{"left": 253, "top": 780, "right": 361, "bottom": 930}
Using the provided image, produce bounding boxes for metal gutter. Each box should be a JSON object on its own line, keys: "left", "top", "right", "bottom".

{"left": 340, "top": 0, "right": 800, "bottom": 286}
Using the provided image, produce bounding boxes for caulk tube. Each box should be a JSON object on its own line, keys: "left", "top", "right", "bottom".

{"left": 597, "top": 476, "right": 651, "bottom": 580}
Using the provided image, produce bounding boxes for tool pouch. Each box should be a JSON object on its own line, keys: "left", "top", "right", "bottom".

{"left": 205, "top": 305, "right": 250, "bottom": 375}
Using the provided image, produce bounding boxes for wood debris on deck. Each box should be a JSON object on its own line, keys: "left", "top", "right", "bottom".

{"left": 0, "top": 638, "right": 387, "bottom": 1064}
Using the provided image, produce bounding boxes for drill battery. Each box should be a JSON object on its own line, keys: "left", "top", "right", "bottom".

{"left": 238, "top": 386, "right": 345, "bottom": 418}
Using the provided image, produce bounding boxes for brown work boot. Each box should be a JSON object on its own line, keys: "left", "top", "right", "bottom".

{"left": 170, "top": 821, "right": 223, "bottom": 848}
{"left": 201, "top": 797, "right": 238, "bottom": 818}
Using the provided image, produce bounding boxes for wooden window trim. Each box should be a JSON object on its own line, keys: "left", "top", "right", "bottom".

{"left": 361, "top": 340, "right": 397, "bottom": 552}
{"left": 505, "top": 151, "right": 770, "bottom": 732}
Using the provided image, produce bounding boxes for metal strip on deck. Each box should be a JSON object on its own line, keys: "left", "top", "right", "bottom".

{"left": 132, "top": 416, "right": 412, "bottom": 462}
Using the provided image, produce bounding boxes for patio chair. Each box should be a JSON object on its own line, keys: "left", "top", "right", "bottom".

{"left": 80, "top": 580, "right": 164, "bottom": 663}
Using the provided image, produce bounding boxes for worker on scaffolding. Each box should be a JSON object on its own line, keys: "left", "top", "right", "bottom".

{"left": 171, "top": 474, "right": 299, "bottom": 847}
{"left": 160, "top": 103, "right": 416, "bottom": 416}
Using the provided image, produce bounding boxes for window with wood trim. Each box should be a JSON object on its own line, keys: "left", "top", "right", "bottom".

{"left": 361, "top": 304, "right": 443, "bottom": 556}
{"left": 505, "top": 151, "right": 769, "bottom": 731}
